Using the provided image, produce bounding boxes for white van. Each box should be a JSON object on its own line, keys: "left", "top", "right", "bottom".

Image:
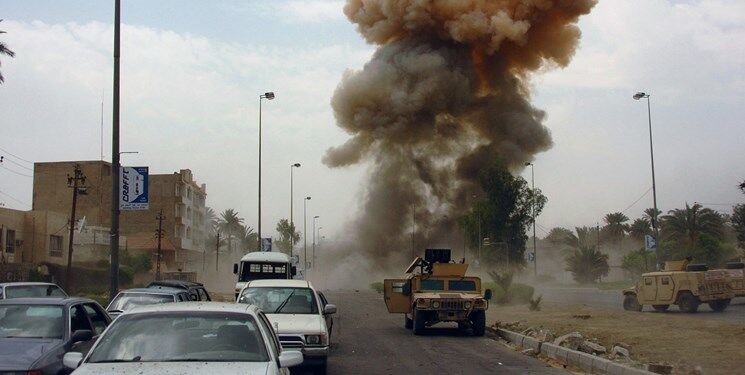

{"left": 233, "top": 252, "right": 296, "bottom": 299}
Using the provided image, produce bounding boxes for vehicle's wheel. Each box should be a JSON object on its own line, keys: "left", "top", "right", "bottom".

{"left": 412, "top": 308, "right": 426, "bottom": 335}
{"left": 404, "top": 314, "right": 413, "bottom": 329}
{"left": 313, "top": 358, "right": 328, "bottom": 375}
{"left": 652, "top": 304, "right": 669, "bottom": 312}
{"left": 623, "top": 294, "right": 642, "bottom": 312}
{"left": 471, "top": 310, "right": 486, "bottom": 337}
{"left": 677, "top": 292, "right": 700, "bottom": 313}
{"left": 708, "top": 299, "right": 730, "bottom": 312}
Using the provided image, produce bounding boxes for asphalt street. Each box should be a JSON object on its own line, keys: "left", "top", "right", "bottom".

{"left": 535, "top": 286, "right": 745, "bottom": 323}
{"left": 292, "top": 291, "right": 567, "bottom": 375}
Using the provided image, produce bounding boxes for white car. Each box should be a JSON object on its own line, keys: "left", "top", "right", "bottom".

{"left": 238, "top": 280, "right": 335, "bottom": 374}
{"left": 62, "top": 302, "right": 303, "bottom": 375}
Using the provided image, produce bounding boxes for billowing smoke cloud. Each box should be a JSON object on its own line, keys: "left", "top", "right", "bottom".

{"left": 324, "top": 0, "right": 596, "bottom": 268}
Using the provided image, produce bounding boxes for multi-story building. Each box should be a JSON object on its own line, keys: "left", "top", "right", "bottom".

{"left": 1, "top": 207, "right": 70, "bottom": 265}
{"left": 32, "top": 161, "right": 208, "bottom": 271}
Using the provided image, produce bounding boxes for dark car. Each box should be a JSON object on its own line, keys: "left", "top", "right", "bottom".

{"left": 147, "top": 279, "right": 211, "bottom": 301}
{"left": 0, "top": 282, "right": 68, "bottom": 299}
{"left": 106, "top": 287, "right": 191, "bottom": 318}
{"left": 0, "top": 297, "right": 110, "bottom": 374}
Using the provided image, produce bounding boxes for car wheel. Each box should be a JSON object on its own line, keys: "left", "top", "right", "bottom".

{"left": 404, "top": 314, "right": 413, "bottom": 329}
{"left": 623, "top": 294, "right": 642, "bottom": 312}
{"left": 471, "top": 310, "right": 486, "bottom": 337}
{"left": 313, "top": 358, "right": 328, "bottom": 375}
{"left": 677, "top": 292, "right": 700, "bottom": 313}
{"left": 412, "top": 308, "right": 426, "bottom": 335}
{"left": 652, "top": 304, "right": 669, "bottom": 312}
{"left": 708, "top": 299, "right": 730, "bottom": 312}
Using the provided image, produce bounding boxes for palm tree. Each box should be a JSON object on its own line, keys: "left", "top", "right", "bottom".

{"left": 565, "top": 245, "right": 610, "bottom": 284}
{"left": 603, "top": 212, "right": 629, "bottom": 251}
{"left": 628, "top": 218, "right": 652, "bottom": 241}
{"left": 218, "top": 209, "right": 244, "bottom": 254}
{"left": 662, "top": 203, "right": 724, "bottom": 246}
{"left": 238, "top": 225, "right": 258, "bottom": 252}
{"left": 575, "top": 226, "right": 599, "bottom": 248}
{"left": 0, "top": 20, "right": 16, "bottom": 84}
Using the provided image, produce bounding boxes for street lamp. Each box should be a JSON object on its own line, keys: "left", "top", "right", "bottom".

{"left": 633, "top": 92, "right": 660, "bottom": 265}
{"left": 303, "top": 196, "right": 311, "bottom": 273}
{"left": 525, "top": 162, "right": 536, "bottom": 277}
{"left": 290, "top": 163, "right": 301, "bottom": 256}
{"left": 257, "top": 91, "right": 275, "bottom": 251}
{"left": 312, "top": 216, "right": 320, "bottom": 272}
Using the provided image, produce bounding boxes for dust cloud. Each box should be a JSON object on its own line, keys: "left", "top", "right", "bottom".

{"left": 323, "top": 0, "right": 596, "bottom": 278}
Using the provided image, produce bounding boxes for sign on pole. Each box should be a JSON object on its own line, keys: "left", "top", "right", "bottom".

{"left": 119, "top": 166, "right": 149, "bottom": 210}
{"left": 261, "top": 237, "right": 272, "bottom": 252}
{"left": 644, "top": 235, "right": 657, "bottom": 251}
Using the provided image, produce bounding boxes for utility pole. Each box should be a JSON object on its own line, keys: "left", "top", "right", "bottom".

{"left": 303, "top": 196, "right": 311, "bottom": 273}
{"left": 215, "top": 231, "right": 221, "bottom": 273}
{"left": 109, "top": 0, "right": 122, "bottom": 300}
{"left": 290, "top": 163, "right": 301, "bottom": 256}
{"left": 526, "top": 162, "right": 537, "bottom": 277}
{"left": 66, "top": 164, "right": 87, "bottom": 291}
{"left": 411, "top": 207, "right": 415, "bottom": 259}
{"left": 312, "top": 216, "right": 319, "bottom": 272}
{"left": 155, "top": 209, "right": 165, "bottom": 281}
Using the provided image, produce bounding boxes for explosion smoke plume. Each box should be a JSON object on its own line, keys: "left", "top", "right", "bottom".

{"left": 325, "top": 0, "right": 596, "bottom": 266}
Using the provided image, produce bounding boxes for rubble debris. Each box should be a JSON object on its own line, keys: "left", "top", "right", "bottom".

{"left": 646, "top": 363, "right": 673, "bottom": 375}
{"left": 535, "top": 329, "right": 554, "bottom": 343}
{"left": 554, "top": 332, "right": 584, "bottom": 350}
{"left": 572, "top": 314, "right": 591, "bottom": 320}
{"left": 521, "top": 348, "right": 536, "bottom": 356}
{"left": 611, "top": 345, "right": 630, "bottom": 358}
{"left": 579, "top": 340, "right": 607, "bottom": 355}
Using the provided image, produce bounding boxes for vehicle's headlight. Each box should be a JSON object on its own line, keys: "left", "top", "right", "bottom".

{"left": 432, "top": 301, "right": 441, "bottom": 309}
{"left": 417, "top": 298, "right": 430, "bottom": 307}
{"left": 306, "top": 335, "right": 321, "bottom": 345}
{"left": 464, "top": 301, "right": 472, "bottom": 309}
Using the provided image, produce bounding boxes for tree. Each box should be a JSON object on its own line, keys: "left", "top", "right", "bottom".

{"left": 603, "top": 212, "right": 629, "bottom": 248}
{"left": 218, "top": 209, "right": 244, "bottom": 254}
{"left": 0, "top": 20, "right": 15, "bottom": 84}
{"left": 565, "top": 245, "right": 610, "bottom": 284}
{"left": 545, "top": 227, "right": 577, "bottom": 248}
{"left": 733, "top": 181, "right": 745, "bottom": 250}
{"left": 238, "top": 225, "right": 258, "bottom": 252}
{"left": 661, "top": 203, "right": 724, "bottom": 245}
{"left": 575, "top": 226, "right": 599, "bottom": 248}
{"left": 628, "top": 218, "right": 652, "bottom": 241}
{"left": 622, "top": 248, "right": 655, "bottom": 279}
{"left": 274, "top": 219, "right": 300, "bottom": 254}
{"left": 643, "top": 207, "right": 662, "bottom": 232}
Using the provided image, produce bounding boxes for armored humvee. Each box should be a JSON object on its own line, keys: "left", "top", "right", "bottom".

{"left": 722, "top": 262, "right": 745, "bottom": 297}
{"left": 383, "top": 249, "right": 493, "bottom": 336}
{"left": 622, "top": 260, "right": 734, "bottom": 313}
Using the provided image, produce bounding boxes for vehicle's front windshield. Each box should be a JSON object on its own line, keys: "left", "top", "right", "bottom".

{"left": 238, "top": 287, "right": 318, "bottom": 314}
{"left": 419, "top": 279, "right": 445, "bottom": 291}
{"left": 87, "top": 312, "right": 269, "bottom": 363}
{"left": 108, "top": 292, "right": 174, "bottom": 312}
{"left": 5, "top": 285, "right": 67, "bottom": 299}
{"left": 0, "top": 305, "right": 64, "bottom": 339}
{"left": 448, "top": 280, "right": 477, "bottom": 291}
{"left": 239, "top": 262, "right": 289, "bottom": 282}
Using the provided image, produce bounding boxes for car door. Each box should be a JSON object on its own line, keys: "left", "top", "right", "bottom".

{"left": 257, "top": 311, "right": 291, "bottom": 375}
{"left": 69, "top": 304, "right": 97, "bottom": 354}
{"left": 318, "top": 292, "right": 333, "bottom": 337}
{"left": 657, "top": 275, "right": 674, "bottom": 302}
{"left": 384, "top": 279, "right": 410, "bottom": 313}
{"left": 641, "top": 276, "right": 657, "bottom": 302}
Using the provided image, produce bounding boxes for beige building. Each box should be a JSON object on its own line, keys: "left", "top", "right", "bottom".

{"left": 0, "top": 207, "right": 69, "bottom": 265}
{"left": 32, "top": 161, "right": 208, "bottom": 270}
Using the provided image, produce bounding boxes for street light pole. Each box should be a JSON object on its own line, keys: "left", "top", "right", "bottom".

{"left": 257, "top": 92, "right": 275, "bottom": 251}
{"left": 303, "top": 196, "right": 311, "bottom": 274}
{"left": 633, "top": 92, "right": 660, "bottom": 265}
{"left": 526, "top": 162, "right": 536, "bottom": 277}
{"left": 290, "top": 163, "right": 301, "bottom": 256}
{"left": 109, "top": 0, "right": 121, "bottom": 300}
{"left": 312, "top": 216, "right": 319, "bottom": 272}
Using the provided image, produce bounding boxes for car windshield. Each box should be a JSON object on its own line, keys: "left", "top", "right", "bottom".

{"left": 238, "top": 287, "right": 318, "bottom": 314}
{"left": 87, "top": 311, "right": 269, "bottom": 363}
{"left": 239, "top": 262, "right": 289, "bottom": 282}
{"left": 448, "top": 280, "right": 477, "bottom": 291}
{"left": 108, "top": 292, "right": 174, "bottom": 312}
{"left": 420, "top": 279, "right": 445, "bottom": 291}
{"left": 4, "top": 285, "right": 67, "bottom": 299}
{"left": 0, "top": 305, "right": 64, "bottom": 339}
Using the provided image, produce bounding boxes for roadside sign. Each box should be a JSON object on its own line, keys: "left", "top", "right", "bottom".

{"left": 528, "top": 252, "right": 535, "bottom": 262}
{"left": 119, "top": 166, "right": 149, "bottom": 210}
{"left": 644, "top": 235, "right": 657, "bottom": 251}
{"left": 261, "top": 237, "right": 272, "bottom": 252}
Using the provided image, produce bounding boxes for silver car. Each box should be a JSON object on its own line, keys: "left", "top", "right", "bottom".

{"left": 0, "top": 282, "right": 67, "bottom": 299}
{"left": 63, "top": 302, "right": 303, "bottom": 374}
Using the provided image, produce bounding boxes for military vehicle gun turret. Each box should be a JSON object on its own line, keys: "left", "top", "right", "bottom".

{"left": 383, "top": 249, "right": 493, "bottom": 336}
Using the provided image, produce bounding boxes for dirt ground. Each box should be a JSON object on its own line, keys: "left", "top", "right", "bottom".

{"left": 487, "top": 303, "right": 745, "bottom": 374}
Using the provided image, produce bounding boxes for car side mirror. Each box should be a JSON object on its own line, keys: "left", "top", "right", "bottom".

{"left": 402, "top": 281, "right": 412, "bottom": 296}
{"left": 484, "top": 289, "right": 493, "bottom": 301}
{"left": 291, "top": 266, "right": 297, "bottom": 277}
{"left": 71, "top": 329, "right": 93, "bottom": 344}
{"left": 323, "top": 304, "right": 337, "bottom": 315}
{"left": 278, "top": 350, "right": 303, "bottom": 368}
{"left": 233, "top": 263, "right": 239, "bottom": 275}
{"left": 63, "top": 352, "right": 84, "bottom": 369}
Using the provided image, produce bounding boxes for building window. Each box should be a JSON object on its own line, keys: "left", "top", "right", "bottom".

{"left": 186, "top": 226, "right": 191, "bottom": 239}
{"left": 187, "top": 187, "right": 192, "bottom": 199}
{"left": 5, "top": 230, "right": 16, "bottom": 253}
{"left": 175, "top": 184, "right": 181, "bottom": 197}
{"left": 49, "top": 235, "right": 63, "bottom": 257}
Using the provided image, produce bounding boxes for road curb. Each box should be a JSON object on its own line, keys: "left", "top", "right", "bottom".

{"left": 492, "top": 328, "right": 657, "bottom": 375}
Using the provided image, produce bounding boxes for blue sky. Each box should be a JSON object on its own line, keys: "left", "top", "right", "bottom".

{"left": 1, "top": 0, "right": 744, "bottom": 241}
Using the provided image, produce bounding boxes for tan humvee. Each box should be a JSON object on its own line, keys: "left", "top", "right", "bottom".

{"left": 622, "top": 260, "right": 734, "bottom": 313}
{"left": 383, "top": 250, "right": 492, "bottom": 336}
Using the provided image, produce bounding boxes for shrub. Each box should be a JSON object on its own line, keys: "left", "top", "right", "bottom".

{"left": 509, "top": 283, "right": 535, "bottom": 304}
{"left": 370, "top": 282, "right": 384, "bottom": 294}
{"left": 622, "top": 248, "right": 655, "bottom": 279}
{"left": 529, "top": 295, "right": 542, "bottom": 311}
{"left": 565, "top": 245, "right": 610, "bottom": 284}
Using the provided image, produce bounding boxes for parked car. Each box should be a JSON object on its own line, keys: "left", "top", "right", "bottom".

{"left": 147, "top": 279, "right": 212, "bottom": 301}
{"left": 0, "top": 297, "right": 110, "bottom": 374}
{"left": 0, "top": 282, "right": 67, "bottom": 299}
{"left": 238, "top": 279, "right": 336, "bottom": 374}
{"left": 106, "top": 287, "right": 191, "bottom": 318}
{"left": 63, "top": 302, "right": 303, "bottom": 374}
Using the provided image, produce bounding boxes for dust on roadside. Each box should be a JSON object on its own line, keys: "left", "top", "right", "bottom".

{"left": 487, "top": 302, "right": 745, "bottom": 374}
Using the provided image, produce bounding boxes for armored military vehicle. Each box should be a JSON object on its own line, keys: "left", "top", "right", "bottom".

{"left": 622, "top": 260, "right": 733, "bottom": 313}
{"left": 721, "top": 262, "right": 745, "bottom": 297}
{"left": 383, "top": 249, "right": 493, "bottom": 336}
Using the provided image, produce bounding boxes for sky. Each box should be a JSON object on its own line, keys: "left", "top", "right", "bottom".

{"left": 1, "top": 0, "right": 744, "bottom": 242}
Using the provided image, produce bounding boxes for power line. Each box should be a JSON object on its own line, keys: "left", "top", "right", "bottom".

{"left": 1, "top": 157, "right": 33, "bottom": 171}
{"left": 0, "top": 189, "right": 31, "bottom": 207}
{"left": 0, "top": 164, "right": 32, "bottom": 178}
{"left": 0, "top": 146, "right": 33, "bottom": 164}
{"left": 621, "top": 187, "right": 652, "bottom": 214}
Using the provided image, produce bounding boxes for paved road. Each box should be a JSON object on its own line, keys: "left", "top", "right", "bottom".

{"left": 292, "top": 291, "right": 566, "bottom": 375}
{"left": 536, "top": 286, "right": 745, "bottom": 323}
